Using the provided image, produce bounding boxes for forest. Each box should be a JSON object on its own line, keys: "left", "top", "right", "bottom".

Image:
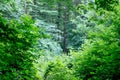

{"left": 0, "top": 0, "right": 120, "bottom": 80}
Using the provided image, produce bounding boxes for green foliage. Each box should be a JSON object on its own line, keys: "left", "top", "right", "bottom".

{"left": 72, "top": 4, "right": 120, "bottom": 80}
{"left": 38, "top": 39, "right": 62, "bottom": 55}
{"left": 0, "top": 0, "right": 11, "bottom": 3}
{"left": 1, "top": 0, "right": 120, "bottom": 80}
{"left": 73, "top": 25, "right": 120, "bottom": 79}
{"left": 68, "top": 2, "right": 96, "bottom": 51}
{"left": 66, "top": 22, "right": 87, "bottom": 50}
{"left": 0, "top": 0, "right": 21, "bottom": 18}
{"left": 43, "top": 56, "right": 77, "bottom": 80}
{"left": 0, "top": 14, "right": 40, "bottom": 80}
{"left": 95, "top": 0, "right": 119, "bottom": 11}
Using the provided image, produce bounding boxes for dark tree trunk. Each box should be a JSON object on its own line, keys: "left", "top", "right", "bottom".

{"left": 63, "top": 17, "right": 67, "bottom": 53}
{"left": 63, "top": 6, "right": 69, "bottom": 54}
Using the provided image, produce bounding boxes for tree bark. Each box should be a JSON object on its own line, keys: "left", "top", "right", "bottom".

{"left": 63, "top": 6, "right": 69, "bottom": 54}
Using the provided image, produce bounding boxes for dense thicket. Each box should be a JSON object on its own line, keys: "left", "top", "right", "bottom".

{"left": 0, "top": 14, "right": 41, "bottom": 79}
{"left": 0, "top": 0, "right": 120, "bottom": 80}
{"left": 73, "top": 0, "right": 120, "bottom": 79}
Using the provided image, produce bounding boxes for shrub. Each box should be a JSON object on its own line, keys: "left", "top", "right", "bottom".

{"left": 0, "top": 14, "right": 41, "bottom": 80}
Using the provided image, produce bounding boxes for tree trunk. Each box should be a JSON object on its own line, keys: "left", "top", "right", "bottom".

{"left": 63, "top": 6, "right": 69, "bottom": 54}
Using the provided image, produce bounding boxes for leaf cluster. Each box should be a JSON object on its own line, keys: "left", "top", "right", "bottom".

{"left": 0, "top": 14, "right": 40, "bottom": 80}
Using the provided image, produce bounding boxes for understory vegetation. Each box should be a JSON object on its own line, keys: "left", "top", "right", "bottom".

{"left": 0, "top": 0, "right": 120, "bottom": 80}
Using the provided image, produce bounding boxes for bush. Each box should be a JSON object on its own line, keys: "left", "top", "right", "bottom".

{"left": 73, "top": 17, "right": 120, "bottom": 80}
{"left": 43, "top": 56, "right": 77, "bottom": 80}
{"left": 0, "top": 14, "right": 41, "bottom": 80}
